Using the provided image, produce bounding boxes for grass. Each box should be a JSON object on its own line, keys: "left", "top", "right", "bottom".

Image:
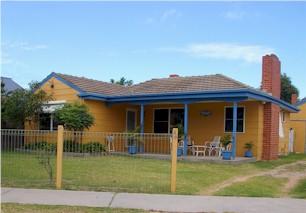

{"left": 1, "top": 203, "right": 147, "bottom": 213}
{"left": 214, "top": 176, "right": 287, "bottom": 197}
{"left": 2, "top": 152, "right": 306, "bottom": 195}
{"left": 290, "top": 178, "right": 306, "bottom": 199}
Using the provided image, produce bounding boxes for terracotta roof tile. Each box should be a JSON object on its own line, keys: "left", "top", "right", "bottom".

{"left": 55, "top": 73, "right": 253, "bottom": 97}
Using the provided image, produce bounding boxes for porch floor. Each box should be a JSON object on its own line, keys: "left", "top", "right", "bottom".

{"left": 111, "top": 152, "right": 256, "bottom": 164}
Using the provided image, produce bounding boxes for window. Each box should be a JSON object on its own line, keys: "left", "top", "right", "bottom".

{"left": 39, "top": 113, "right": 58, "bottom": 130}
{"left": 154, "top": 108, "right": 184, "bottom": 133}
{"left": 126, "top": 110, "right": 136, "bottom": 132}
{"left": 39, "top": 113, "right": 51, "bottom": 130}
{"left": 281, "top": 111, "right": 286, "bottom": 123}
{"left": 225, "top": 107, "right": 244, "bottom": 133}
{"left": 154, "top": 109, "right": 169, "bottom": 133}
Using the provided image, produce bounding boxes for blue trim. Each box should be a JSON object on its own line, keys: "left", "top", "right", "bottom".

{"left": 38, "top": 72, "right": 84, "bottom": 94}
{"left": 232, "top": 102, "right": 238, "bottom": 160}
{"left": 183, "top": 103, "right": 188, "bottom": 156}
{"left": 296, "top": 98, "right": 306, "bottom": 106}
{"left": 79, "top": 89, "right": 298, "bottom": 112}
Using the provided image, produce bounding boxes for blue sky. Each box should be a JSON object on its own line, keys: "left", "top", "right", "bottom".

{"left": 1, "top": 1, "right": 306, "bottom": 97}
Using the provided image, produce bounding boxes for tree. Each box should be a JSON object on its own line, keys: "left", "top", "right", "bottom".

{"left": 54, "top": 102, "right": 94, "bottom": 131}
{"left": 110, "top": 77, "right": 133, "bottom": 86}
{"left": 2, "top": 81, "right": 52, "bottom": 128}
{"left": 281, "top": 73, "right": 299, "bottom": 103}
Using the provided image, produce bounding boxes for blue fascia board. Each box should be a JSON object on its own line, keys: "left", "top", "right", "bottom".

{"left": 77, "top": 88, "right": 299, "bottom": 113}
{"left": 38, "top": 72, "right": 84, "bottom": 94}
{"left": 296, "top": 98, "right": 306, "bottom": 106}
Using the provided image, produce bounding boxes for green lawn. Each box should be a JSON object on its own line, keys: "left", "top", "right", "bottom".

{"left": 1, "top": 203, "right": 146, "bottom": 213}
{"left": 290, "top": 178, "right": 306, "bottom": 199}
{"left": 214, "top": 175, "right": 287, "bottom": 197}
{"left": 2, "top": 152, "right": 306, "bottom": 195}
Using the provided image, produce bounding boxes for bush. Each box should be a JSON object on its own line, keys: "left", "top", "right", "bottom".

{"left": 25, "top": 141, "right": 106, "bottom": 154}
{"left": 24, "top": 141, "right": 56, "bottom": 152}
{"left": 63, "top": 140, "right": 106, "bottom": 153}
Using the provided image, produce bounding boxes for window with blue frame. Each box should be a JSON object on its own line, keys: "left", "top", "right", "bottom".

{"left": 154, "top": 108, "right": 184, "bottom": 133}
{"left": 225, "top": 107, "right": 245, "bottom": 133}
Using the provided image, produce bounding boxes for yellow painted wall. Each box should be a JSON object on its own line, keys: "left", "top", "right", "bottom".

{"left": 287, "top": 103, "right": 306, "bottom": 153}
{"left": 279, "top": 111, "right": 290, "bottom": 154}
{"left": 143, "top": 101, "right": 264, "bottom": 159}
{"left": 84, "top": 100, "right": 139, "bottom": 132}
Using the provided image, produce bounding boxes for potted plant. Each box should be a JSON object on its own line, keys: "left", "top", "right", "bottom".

{"left": 127, "top": 126, "right": 144, "bottom": 154}
{"left": 244, "top": 142, "right": 253, "bottom": 157}
{"left": 220, "top": 135, "right": 232, "bottom": 160}
{"left": 127, "top": 133, "right": 137, "bottom": 154}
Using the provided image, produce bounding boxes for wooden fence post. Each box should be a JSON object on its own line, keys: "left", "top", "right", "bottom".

{"left": 171, "top": 128, "right": 178, "bottom": 193}
{"left": 56, "top": 125, "right": 64, "bottom": 189}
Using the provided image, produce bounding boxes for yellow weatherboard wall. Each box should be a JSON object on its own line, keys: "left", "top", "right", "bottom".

{"left": 143, "top": 101, "right": 264, "bottom": 159}
{"left": 288, "top": 102, "right": 306, "bottom": 153}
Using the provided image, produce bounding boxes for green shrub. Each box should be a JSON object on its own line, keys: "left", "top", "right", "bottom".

{"left": 84, "top": 142, "right": 106, "bottom": 153}
{"left": 24, "top": 142, "right": 56, "bottom": 152}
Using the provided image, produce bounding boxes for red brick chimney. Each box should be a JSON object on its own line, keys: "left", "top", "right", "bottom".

{"left": 169, "top": 74, "right": 179, "bottom": 78}
{"left": 291, "top": 94, "right": 298, "bottom": 105}
{"left": 261, "top": 54, "right": 281, "bottom": 160}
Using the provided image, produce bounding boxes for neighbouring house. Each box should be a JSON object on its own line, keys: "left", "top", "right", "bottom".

{"left": 29, "top": 54, "right": 299, "bottom": 160}
{"left": 1, "top": 76, "right": 23, "bottom": 94}
{"left": 284, "top": 97, "right": 306, "bottom": 154}
{"left": 1, "top": 76, "right": 23, "bottom": 129}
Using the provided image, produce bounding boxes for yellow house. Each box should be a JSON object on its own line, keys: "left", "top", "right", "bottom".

{"left": 33, "top": 54, "right": 299, "bottom": 160}
{"left": 286, "top": 98, "right": 306, "bottom": 153}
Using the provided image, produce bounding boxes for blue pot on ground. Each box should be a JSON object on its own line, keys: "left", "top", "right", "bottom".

{"left": 128, "top": 145, "right": 137, "bottom": 154}
{"left": 138, "top": 144, "right": 144, "bottom": 153}
{"left": 177, "top": 147, "right": 183, "bottom": 156}
{"left": 244, "top": 150, "right": 253, "bottom": 157}
{"left": 222, "top": 151, "right": 232, "bottom": 160}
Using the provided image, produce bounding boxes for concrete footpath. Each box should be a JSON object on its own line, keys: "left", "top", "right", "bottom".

{"left": 2, "top": 187, "right": 306, "bottom": 213}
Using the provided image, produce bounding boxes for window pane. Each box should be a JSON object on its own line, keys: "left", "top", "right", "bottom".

{"left": 154, "top": 122, "right": 168, "bottom": 133}
{"left": 154, "top": 109, "right": 169, "bottom": 121}
{"left": 237, "top": 108, "right": 244, "bottom": 119}
{"left": 127, "top": 111, "right": 136, "bottom": 132}
{"left": 170, "top": 109, "right": 184, "bottom": 128}
{"left": 225, "top": 120, "right": 233, "bottom": 132}
{"left": 39, "top": 113, "right": 51, "bottom": 130}
{"left": 226, "top": 108, "right": 233, "bottom": 119}
{"left": 237, "top": 120, "right": 244, "bottom": 132}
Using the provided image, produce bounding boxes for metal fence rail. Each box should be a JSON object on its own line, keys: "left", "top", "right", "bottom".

{"left": 1, "top": 129, "right": 173, "bottom": 193}
{"left": 1, "top": 129, "right": 57, "bottom": 188}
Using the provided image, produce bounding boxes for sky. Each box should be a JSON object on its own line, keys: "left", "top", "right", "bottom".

{"left": 1, "top": 1, "right": 306, "bottom": 97}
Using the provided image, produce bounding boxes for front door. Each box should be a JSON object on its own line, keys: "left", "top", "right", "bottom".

{"left": 126, "top": 110, "right": 136, "bottom": 132}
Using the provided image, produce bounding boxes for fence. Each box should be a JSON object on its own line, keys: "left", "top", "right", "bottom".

{"left": 1, "top": 128, "right": 177, "bottom": 193}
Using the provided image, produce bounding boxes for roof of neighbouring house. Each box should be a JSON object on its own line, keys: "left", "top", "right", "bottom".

{"left": 296, "top": 97, "right": 306, "bottom": 106}
{"left": 1, "top": 77, "right": 23, "bottom": 93}
{"left": 39, "top": 72, "right": 299, "bottom": 112}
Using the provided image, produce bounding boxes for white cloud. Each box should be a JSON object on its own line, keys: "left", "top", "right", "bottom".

{"left": 159, "top": 43, "right": 274, "bottom": 63}
{"left": 160, "top": 9, "right": 181, "bottom": 22}
{"left": 224, "top": 11, "right": 246, "bottom": 20}
{"left": 2, "top": 41, "right": 48, "bottom": 51}
{"left": 145, "top": 9, "right": 181, "bottom": 24}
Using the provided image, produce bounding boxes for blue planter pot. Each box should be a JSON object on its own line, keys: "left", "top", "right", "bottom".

{"left": 244, "top": 150, "right": 253, "bottom": 158}
{"left": 177, "top": 147, "right": 183, "bottom": 156}
{"left": 222, "top": 151, "right": 232, "bottom": 160}
{"left": 128, "top": 145, "right": 137, "bottom": 154}
{"left": 138, "top": 145, "right": 144, "bottom": 153}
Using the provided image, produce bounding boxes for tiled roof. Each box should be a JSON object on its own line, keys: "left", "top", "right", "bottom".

{"left": 1, "top": 77, "right": 23, "bottom": 93}
{"left": 56, "top": 73, "right": 131, "bottom": 96}
{"left": 129, "top": 74, "right": 252, "bottom": 95}
{"left": 55, "top": 73, "right": 254, "bottom": 97}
